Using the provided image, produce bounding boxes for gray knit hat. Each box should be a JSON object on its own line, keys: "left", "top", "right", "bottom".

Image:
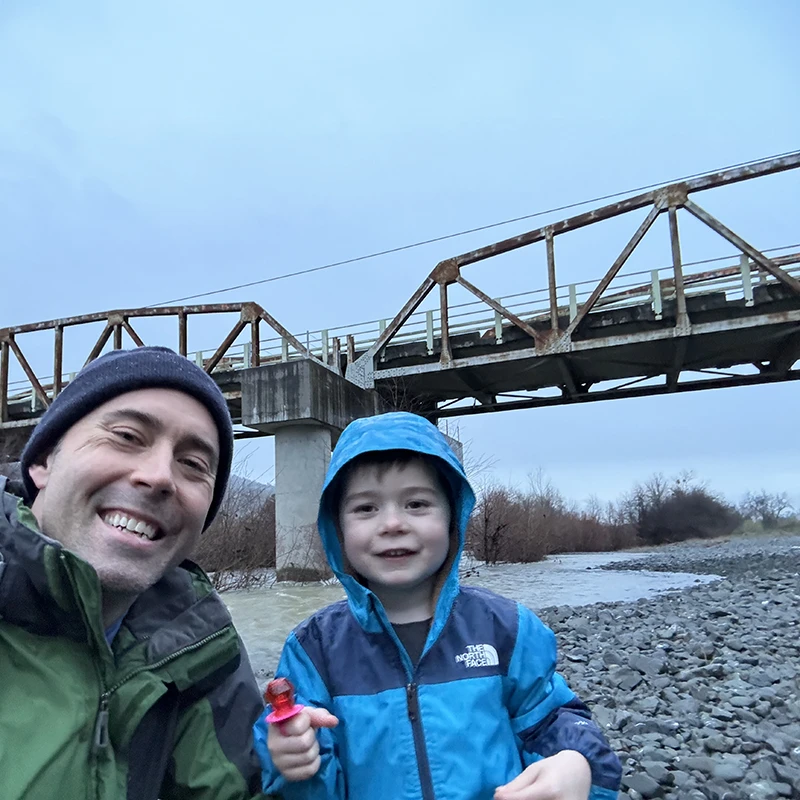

{"left": 20, "top": 346, "right": 233, "bottom": 530}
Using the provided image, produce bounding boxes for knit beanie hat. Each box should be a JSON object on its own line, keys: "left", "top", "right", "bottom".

{"left": 20, "top": 346, "right": 233, "bottom": 530}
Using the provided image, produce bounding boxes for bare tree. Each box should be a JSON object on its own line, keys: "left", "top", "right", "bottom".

{"left": 739, "top": 490, "right": 794, "bottom": 529}
{"left": 193, "top": 452, "right": 276, "bottom": 591}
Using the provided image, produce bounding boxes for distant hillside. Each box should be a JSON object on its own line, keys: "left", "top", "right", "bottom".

{"left": 226, "top": 473, "right": 274, "bottom": 510}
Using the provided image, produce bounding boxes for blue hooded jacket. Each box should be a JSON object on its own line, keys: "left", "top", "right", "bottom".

{"left": 254, "top": 412, "right": 621, "bottom": 800}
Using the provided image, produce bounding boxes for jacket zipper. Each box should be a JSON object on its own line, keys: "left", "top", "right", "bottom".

{"left": 91, "top": 627, "right": 230, "bottom": 753}
{"left": 406, "top": 682, "right": 435, "bottom": 800}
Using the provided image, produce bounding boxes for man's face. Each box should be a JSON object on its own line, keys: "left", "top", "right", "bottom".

{"left": 28, "top": 388, "right": 219, "bottom": 605}
{"left": 338, "top": 458, "right": 451, "bottom": 611}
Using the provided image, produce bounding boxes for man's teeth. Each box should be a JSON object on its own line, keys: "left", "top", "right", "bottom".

{"left": 103, "top": 512, "right": 158, "bottom": 540}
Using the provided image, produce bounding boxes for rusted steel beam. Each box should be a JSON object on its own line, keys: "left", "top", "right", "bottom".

{"left": 255, "top": 306, "right": 313, "bottom": 360}
{"left": 546, "top": 229, "right": 558, "bottom": 331}
{"left": 681, "top": 151, "right": 800, "bottom": 194}
{"left": 455, "top": 190, "right": 657, "bottom": 267}
{"left": 361, "top": 276, "right": 437, "bottom": 364}
{"left": 250, "top": 318, "right": 260, "bottom": 368}
{"left": 0, "top": 340, "right": 8, "bottom": 422}
{"left": 668, "top": 206, "right": 689, "bottom": 326}
{"left": 204, "top": 319, "right": 247, "bottom": 373}
{"left": 122, "top": 319, "right": 145, "bottom": 348}
{"left": 456, "top": 275, "right": 547, "bottom": 349}
{"left": 53, "top": 325, "right": 63, "bottom": 398}
{"left": 178, "top": 312, "right": 188, "bottom": 356}
{"left": 346, "top": 334, "right": 356, "bottom": 365}
{"left": 684, "top": 200, "right": 800, "bottom": 295}
{"left": 563, "top": 202, "right": 664, "bottom": 339}
{"left": 113, "top": 324, "right": 123, "bottom": 350}
{"left": 84, "top": 322, "right": 113, "bottom": 366}
{"left": 3, "top": 304, "right": 248, "bottom": 336}
{"left": 439, "top": 283, "right": 453, "bottom": 366}
{"left": 8, "top": 337, "right": 50, "bottom": 409}
{"left": 450, "top": 153, "right": 800, "bottom": 268}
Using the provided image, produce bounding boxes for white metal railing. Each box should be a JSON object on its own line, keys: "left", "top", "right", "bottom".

{"left": 6, "top": 253, "right": 800, "bottom": 408}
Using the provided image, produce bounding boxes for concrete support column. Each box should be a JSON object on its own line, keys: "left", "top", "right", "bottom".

{"left": 274, "top": 424, "right": 333, "bottom": 582}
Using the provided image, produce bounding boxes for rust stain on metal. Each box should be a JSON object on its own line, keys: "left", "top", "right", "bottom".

{"left": 431, "top": 258, "right": 460, "bottom": 285}
{"left": 457, "top": 275, "right": 546, "bottom": 349}
{"left": 562, "top": 202, "right": 664, "bottom": 339}
{"left": 684, "top": 199, "right": 800, "bottom": 295}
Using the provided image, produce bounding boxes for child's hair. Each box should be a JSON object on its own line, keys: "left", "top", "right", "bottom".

{"left": 328, "top": 449, "right": 455, "bottom": 519}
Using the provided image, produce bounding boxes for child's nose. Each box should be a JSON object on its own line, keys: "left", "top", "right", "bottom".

{"left": 380, "top": 506, "right": 407, "bottom": 534}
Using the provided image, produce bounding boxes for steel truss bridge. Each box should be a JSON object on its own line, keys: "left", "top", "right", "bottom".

{"left": 2, "top": 153, "right": 800, "bottom": 441}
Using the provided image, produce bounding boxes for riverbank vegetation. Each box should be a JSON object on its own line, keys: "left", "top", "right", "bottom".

{"left": 191, "top": 457, "right": 798, "bottom": 586}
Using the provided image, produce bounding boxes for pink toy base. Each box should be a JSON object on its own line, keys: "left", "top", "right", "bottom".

{"left": 266, "top": 704, "right": 304, "bottom": 724}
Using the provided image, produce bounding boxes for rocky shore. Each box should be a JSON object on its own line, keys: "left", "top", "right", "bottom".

{"left": 538, "top": 534, "right": 800, "bottom": 800}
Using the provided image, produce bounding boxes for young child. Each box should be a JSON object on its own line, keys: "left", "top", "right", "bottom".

{"left": 254, "top": 412, "right": 622, "bottom": 800}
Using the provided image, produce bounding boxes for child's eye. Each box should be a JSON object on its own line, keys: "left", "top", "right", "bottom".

{"left": 407, "top": 499, "right": 430, "bottom": 510}
{"left": 352, "top": 503, "right": 376, "bottom": 514}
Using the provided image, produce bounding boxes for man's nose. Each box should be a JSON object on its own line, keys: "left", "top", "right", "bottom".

{"left": 130, "top": 444, "right": 176, "bottom": 495}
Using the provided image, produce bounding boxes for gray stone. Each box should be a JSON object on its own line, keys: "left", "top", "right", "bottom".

{"left": 773, "top": 761, "right": 800, "bottom": 786}
{"left": 679, "top": 756, "right": 717, "bottom": 774}
{"left": 704, "top": 734, "right": 734, "bottom": 753}
{"left": 711, "top": 707, "right": 736, "bottom": 722}
{"left": 662, "top": 737, "right": 680, "bottom": 749}
{"left": 629, "top": 654, "right": 667, "bottom": 676}
{"left": 641, "top": 761, "right": 672, "bottom": 785}
{"left": 766, "top": 736, "right": 791, "bottom": 756}
{"left": 670, "top": 769, "right": 691, "bottom": 788}
{"left": 692, "top": 642, "right": 716, "bottom": 659}
{"left": 713, "top": 760, "right": 747, "bottom": 782}
{"left": 746, "top": 782, "right": 780, "bottom": 800}
{"left": 753, "top": 759, "right": 778, "bottom": 781}
{"left": 622, "top": 773, "right": 663, "bottom": 798}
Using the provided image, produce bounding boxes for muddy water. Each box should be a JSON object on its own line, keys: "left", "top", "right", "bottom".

{"left": 222, "top": 551, "right": 718, "bottom": 679}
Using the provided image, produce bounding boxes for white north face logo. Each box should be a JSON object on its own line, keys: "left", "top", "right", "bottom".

{"left": 455, "top": 644, "right": 499, "bottom": 668}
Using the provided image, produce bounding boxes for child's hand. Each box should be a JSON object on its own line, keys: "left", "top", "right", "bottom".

{"left": 494, "top": 750, "right": 591, "bottom": 800}
{"left": 266, "top": 707, "right": 339, "bottom": 782}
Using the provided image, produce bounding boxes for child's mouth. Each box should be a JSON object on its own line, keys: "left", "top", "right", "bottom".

{"left": 378, "top": 549, "right": 416, "bottom": 559}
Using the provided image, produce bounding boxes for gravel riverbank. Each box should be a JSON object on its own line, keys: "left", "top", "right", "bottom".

{"left": 538, "top": 534, "right": 800, "bottom": 800}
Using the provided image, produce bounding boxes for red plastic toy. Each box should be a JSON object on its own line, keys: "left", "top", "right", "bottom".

{"left": 264, "top": 677, "right": 304, "bottom": 724}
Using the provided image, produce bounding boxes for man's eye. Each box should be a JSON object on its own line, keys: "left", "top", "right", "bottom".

{"left": 181, "top": 458, "right": 209, "bottom": 474}
{"left": 113, "top": 429, "right": 142, "bottom": 444}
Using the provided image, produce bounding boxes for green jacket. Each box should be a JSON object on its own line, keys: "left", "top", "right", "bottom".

{"left": 0, "top": 477, "right": 269, "bottom": 800}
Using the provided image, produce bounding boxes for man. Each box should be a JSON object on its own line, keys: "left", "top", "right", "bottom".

{"left": 0, "top": 346, "right": 269, "bottom": 799}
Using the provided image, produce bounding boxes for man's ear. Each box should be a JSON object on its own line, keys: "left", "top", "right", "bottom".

{"left": 28, "top": 454, "right": 54, "bottom": 491}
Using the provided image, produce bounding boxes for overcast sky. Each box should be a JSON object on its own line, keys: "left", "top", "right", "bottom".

{"left": 2, "top": 1, "right": 799, "bottom": 507}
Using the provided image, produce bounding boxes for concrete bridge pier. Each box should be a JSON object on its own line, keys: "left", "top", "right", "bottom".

{"left": 273, "top": 424, "right": 334, "bottom": 582}
{"left": 240, "top": 359, "right": 386, "bottom": 581}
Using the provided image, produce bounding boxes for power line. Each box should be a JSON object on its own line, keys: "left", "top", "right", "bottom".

{"left": 150, "top": 148, "right": 800, "bottom": 307}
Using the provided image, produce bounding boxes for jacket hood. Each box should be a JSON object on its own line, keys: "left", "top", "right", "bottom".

{"left": 317, "top": 412, "right": 475, "bottom": 633}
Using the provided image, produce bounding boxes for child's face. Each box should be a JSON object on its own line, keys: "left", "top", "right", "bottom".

{"left": 338, "top": 458, "right": 451, "bottom": 606}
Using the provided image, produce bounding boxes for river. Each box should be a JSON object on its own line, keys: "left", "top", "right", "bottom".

{"left": 222, "top": 551, "right": 718, "bottom": 680}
